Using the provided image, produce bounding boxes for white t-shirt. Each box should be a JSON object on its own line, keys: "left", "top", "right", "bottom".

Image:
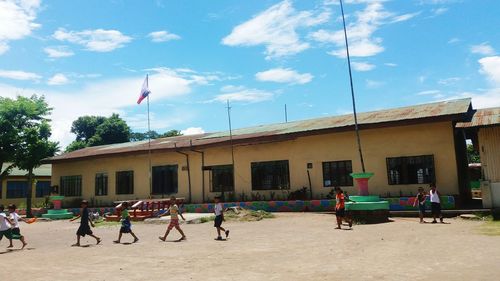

{"left": 0, "top": 213, "right": 11, "bottom": 231}
{"left": 10, "top": 212, "right": 21, "bottom": 228}
{"left": 214, "top": 203, "right": 223, "bottom": 216}
{"left": 430, "top": 189, "right": 440, "bottom": 203}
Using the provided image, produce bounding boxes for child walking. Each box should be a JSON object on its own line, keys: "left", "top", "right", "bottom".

{"left": 159, "top": 196, "right": 186, "bottom": 241}
{"left": 413, "top": 187, "right": 428, "bottom": 223}
{"left": 70, "top": 200, "right": 101, "bottom": 246}
{"left": 0, "top": 204, "right": 14, "bottom": 248}
{"left": 429, "top": 183, "right": 444, "bottom": 223}
{"left": 114, "top": 202, "right": 139, "bottom": 244}
{"left": 214, "top": 196, "right": 229, "bottom": 240}
{"left": 8, "top": 204, "right": 28, "bottom": 248}
{"left": 334, "top": 187, "right": 353, "bottom": 229}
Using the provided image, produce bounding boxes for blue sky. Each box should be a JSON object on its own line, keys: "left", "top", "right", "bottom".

{"left": 0, "top": 0, "right": 499, "bottom": 148}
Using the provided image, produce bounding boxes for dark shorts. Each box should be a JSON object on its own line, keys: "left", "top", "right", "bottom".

{"left": 335, "top": 208, "right": 346, "bottom": 218}
{"left": 431, "top": 202, "right": 441, "bottom": 215}
{"left": 418, "top": 204, "right": 426, "bottom": 214}
{"left": 0, "top": 229, "right": 13, "bottom": 240}
{"left": 214, "top": 215, "right": 223, "bottom": 228}
{"left": 77, "top": 224, "right": 93, "bottom": 237}
{"left": 11, "top": 227, "right": 22, "bottom": 239}
{"left": 120, "top": 219, "right": 131, "bottom": 233}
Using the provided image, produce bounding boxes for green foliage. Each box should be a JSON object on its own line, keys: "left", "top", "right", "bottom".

{"left": 130, "top": 129, "right": 182, "bottom": 142}
{"left": 467, "top": 144, "right": 480, "bottom": 164}
{"left": 0, "top": 95, "right": 57, "bottom": 181}
{"left": 66, "top": 113, "right": 130, "bottom": 152}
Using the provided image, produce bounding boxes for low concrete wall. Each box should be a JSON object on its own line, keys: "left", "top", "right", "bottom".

{"left": 22, "top": 196, "right": 456, "bottom": 216}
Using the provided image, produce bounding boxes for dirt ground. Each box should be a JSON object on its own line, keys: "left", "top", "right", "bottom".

{"left": 1, "top": 213, "right": 499, "bottom": 281}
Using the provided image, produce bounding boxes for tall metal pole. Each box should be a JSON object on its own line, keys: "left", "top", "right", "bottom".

{"left": 285, "top": 104, "right": 288, "bottom": 123}
{"left": 146, "top": 75, "right": 153, "bottom": 196}
{"left": 226, "top": 100, "right": 236, "bottom": 194}
{"left": 340, "top": 0, "right": 366, "bottom": 173}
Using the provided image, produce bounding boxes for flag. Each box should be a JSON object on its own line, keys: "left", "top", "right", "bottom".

{"left": 137, "top": 75, "right": 151, "bottom": 104}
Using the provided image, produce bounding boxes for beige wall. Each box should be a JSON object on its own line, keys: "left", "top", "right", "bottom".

{"left": 51, "top": 121, "right": 460, "bottom": 204}
{"left": 479, "top": 126, "right": 500, "bottom": 182}
{"left": 0, "top": 177, "right": 51, "bottom": 206}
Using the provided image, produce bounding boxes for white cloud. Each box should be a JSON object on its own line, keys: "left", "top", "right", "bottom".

{"left": 351, "top": 61, "right": 375, "bottom": 71}
{"left": 53, "top": 28, "right": 132, "bottom": 52}
{"left": 447, "top": 37, "right": 460, "bottom": 44}
{"left": 384, "top": 62, "right": 397, "bottom": 67}
{"left": 212, "top": 86, "right": 274, "bottom": 103}
{"left": 0, "top": 68, "right": 220, "bottom": 147}
{"left": 391, "top": 12, "right": 420, "bottom": 23}
{"left": 431, "top": 7, "right": 448, "bottom": 16}
{"left": 416, "top": 90, "right": 440, "bottom": 95}
{"left": 148, "top": 30, "right": 181, "bottom": 42}
{"left": 0, "top": 69, "right": 41, "bottom": 81}
{"left": 43, "top": 46, "right": 74, "bottom": 58}
{"left": 255, "top": 68, "right": 313, "bottom": 84}
{"left": 0, "top": 0, "right": 41, "bottom": 55}
{"left": 181, "top": 127, "right": 205, "bottom": 135}
{"left": 366, "top": 79, "right": 384, "bottom": 88}
{"left": 47, "top": 73, "right": 70, "bottom": 86}
{"left": 222, "top": 0, "right": 330, "bottom": 59}
{"left": 471, "top": 43, "right": 495, "bottom": 56}
{"left": 478, "top": 56, "right": 500, "bottom": 85}
{"left": 443, "top": 89, "right": 500, "bottom": 109}
{"left": 438, "top": 77, "right": 460, "bottom": 85}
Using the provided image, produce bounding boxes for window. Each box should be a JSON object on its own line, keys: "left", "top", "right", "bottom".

{"left": 251, "top": 160, "right": 290, "bottom": 190}
{"left": 116, "top": 171, "right": 134, "bottom": 195}
{"left": 36, "top": 181, "right": 51, "bottom": 197}
{"left": 60, "top": 175, "right": 82, "bottom": 197}
{"left": 210, "top": 165, "right": 234, "bottom": 192}
{"left": 152, "top": 165, "right": 178, "bottom": 195}
{"left": 95, "top": 173, "right": 108, "bottom": 196}
{"left": 7, "top": 181, "right": 28, "bottom": 198}
{"left": 386, "top": 155, "right": 435, "bottom": 185}
{"left": 322, "top": 160, "right": 353, "bottom": 187}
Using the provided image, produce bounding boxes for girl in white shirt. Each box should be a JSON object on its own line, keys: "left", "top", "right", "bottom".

{"left": 0, "top": 204, "right": 14, "bottom": 248}
{"left": 8, "top": 204, "right": 28, "bottom": 248}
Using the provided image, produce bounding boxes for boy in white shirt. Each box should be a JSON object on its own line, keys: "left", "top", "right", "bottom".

{"left": 8, "top": 204, "right": 27, "bottom": 249}
{"left": 159, "top": 196, "right": 186, "bottom": 241}
{"left": 214, "top": 196, "right": 229, "bottom": 240}
{"left": 0, "top": 204, "right": 14, "bottom": 248}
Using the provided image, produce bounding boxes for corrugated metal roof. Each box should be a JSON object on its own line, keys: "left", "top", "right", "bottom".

{"left": 456, "top": 107, "right": 500, "bottom": 128}
{"left": 46, "top": 98, "right": 471, "bottom": 162}
{"left": 1, "top": 163, "right": 52, "bottom": 177}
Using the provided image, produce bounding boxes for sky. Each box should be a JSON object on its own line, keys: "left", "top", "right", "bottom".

{"left": 0, "top": 0, "right": 499, "bottom": 149}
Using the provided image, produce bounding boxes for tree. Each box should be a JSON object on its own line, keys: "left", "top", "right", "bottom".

{"left": 15, "top": 121, "right": 58, "bottom": 217}
{"left": 130, "top": 129, "right": 182, "bottom": 142}
{"left": 0, "top": 95, "right": 51, "bottom": 183}
{"left": 467, "top": 144, "right": 480, "bottom": 164}
{"left": 66, "top": 114, "right": 131, "bottom": 152}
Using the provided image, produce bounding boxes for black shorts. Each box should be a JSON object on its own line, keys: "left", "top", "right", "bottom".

{"left": 120, "top": 219, "right": 131, "bottom": 233}
{"left": 335, "top": 208, "right": 346, "bottom": 218}
{"left": 214, "top": 215, "right": 223, "bottom": 228}
{"left": 0, "top": 229, "right": 13, "bottom": 240}
{"left": 418, "top": 204, "right": 426, "bottom": 214}
{"left": 77, "top": 224, "right": 93, "bottom": 237}
{"left": 431, "top": 202, "right": 441, "bottom": 215}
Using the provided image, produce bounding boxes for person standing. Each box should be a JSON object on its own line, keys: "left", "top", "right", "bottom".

{"left": 8, "top": 204, "right": 28, "bottom": 248}
{"left": 413, "top": 187, "right": 427, "bottom": 223}
{"left": 429, "top": 183, "right": 444, "bottom": 224}
{"left": 334, "top": 187, "right": 353, "bottom": 229}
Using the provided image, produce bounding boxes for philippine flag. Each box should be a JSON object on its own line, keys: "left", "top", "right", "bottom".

{"left": 137, "top": 75, "right": 151, "bottom": 104}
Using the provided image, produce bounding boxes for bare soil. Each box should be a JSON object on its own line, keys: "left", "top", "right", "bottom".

{"left": 1, "top": 213, "right": 499, "bottom": 281}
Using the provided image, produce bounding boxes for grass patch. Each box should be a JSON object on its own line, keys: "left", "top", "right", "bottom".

{"left": 94, "top": 220, "right": 121, "bottom": 228}
{"left": 478, "top": 220, "right": 500, "bottom": 236}
{"left": 200, "top": 216, "right": 215, "bottom": 223}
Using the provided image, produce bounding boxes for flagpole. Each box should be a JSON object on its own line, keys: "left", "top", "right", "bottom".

{"left": 226, "top": 100, "right": 235, "bottom": 197}
{"left": 146, "top": 75, "right": 152, "bottom": 197}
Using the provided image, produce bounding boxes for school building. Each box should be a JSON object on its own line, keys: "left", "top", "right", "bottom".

{"left": 0, "top": 164, "right": 52, "bottom": 206}
{"left": 42, "top": 98, "right": 488, "bottom": 207}
{"left": 457, "top": 106, "right": 500, "bottom": 208}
